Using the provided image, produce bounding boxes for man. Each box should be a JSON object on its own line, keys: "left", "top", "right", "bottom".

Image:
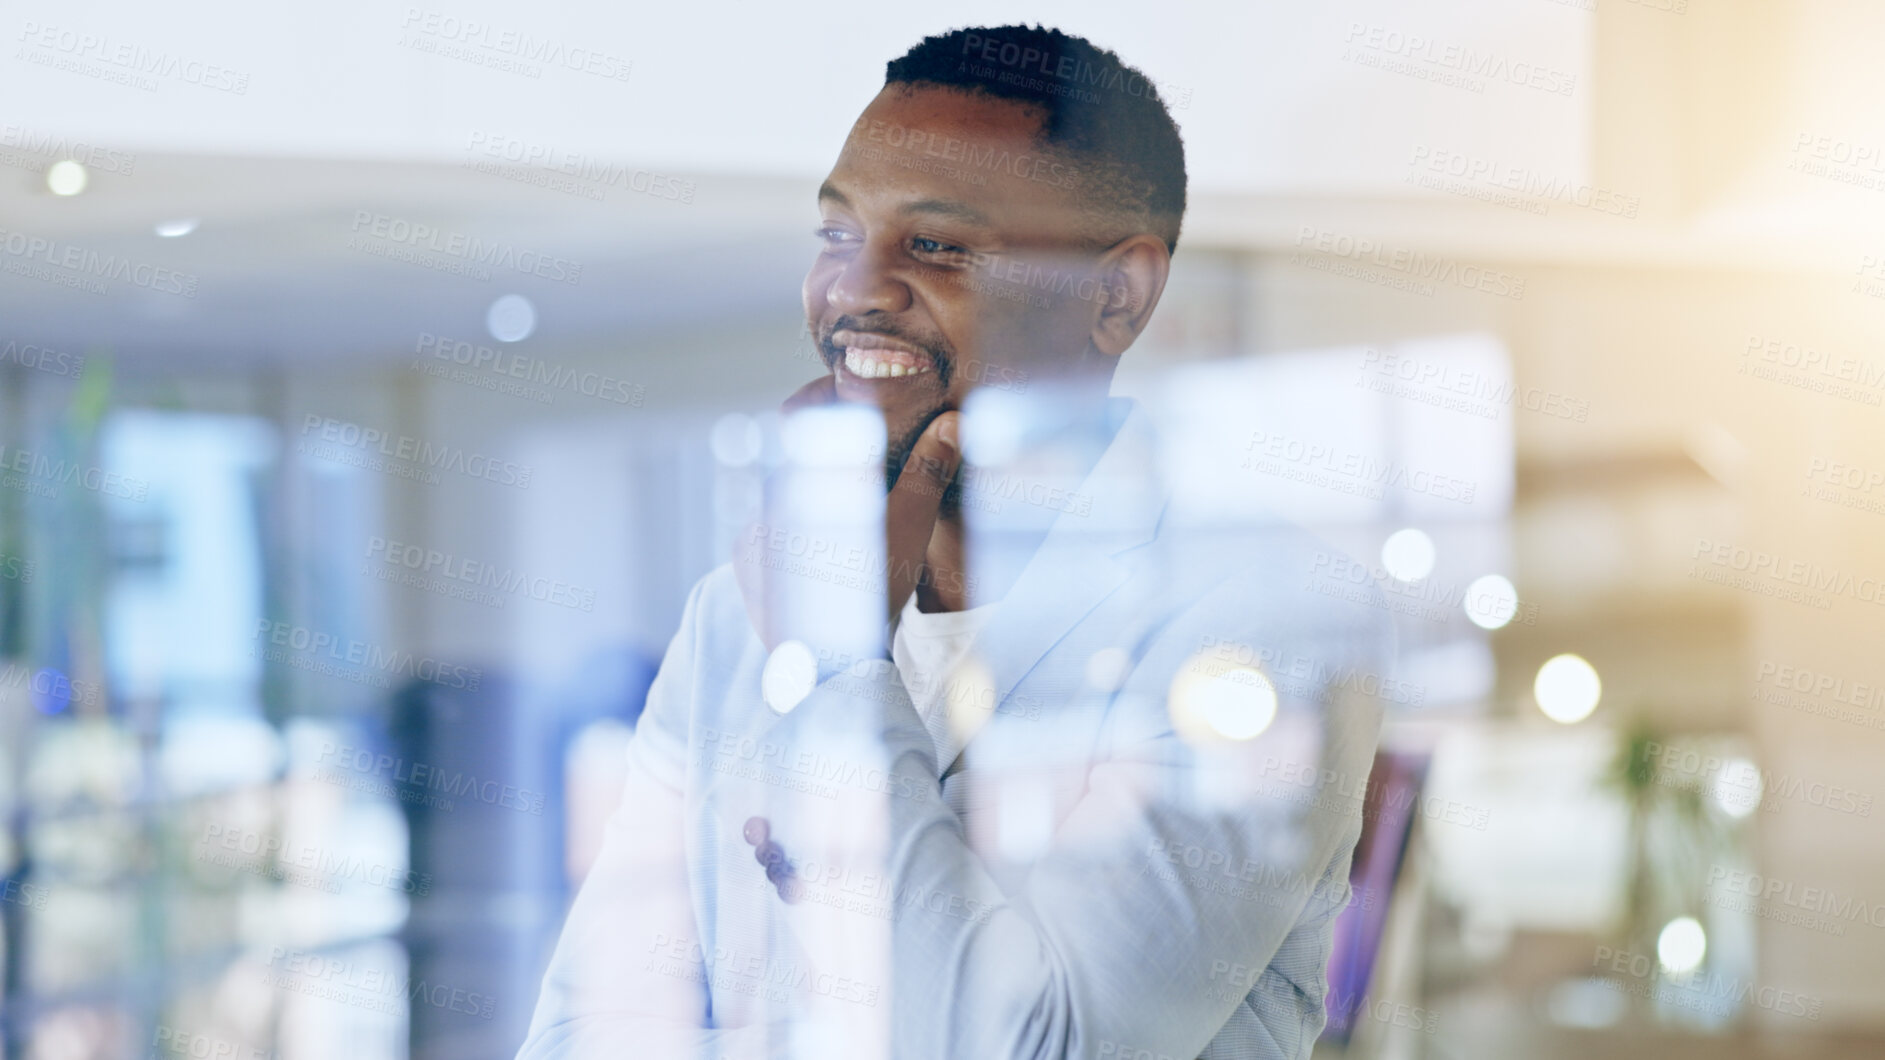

{"left": 521, "top": 25, "right": 1390, "bottom": 1060}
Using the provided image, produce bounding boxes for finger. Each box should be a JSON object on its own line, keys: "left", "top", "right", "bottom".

{"left": 884, "top": 411, "right": 962, "bottom": 618}
{"left": 781, "top": 374, "right": 838, "bottom": 415}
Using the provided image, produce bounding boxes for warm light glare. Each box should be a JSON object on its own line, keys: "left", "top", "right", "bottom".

{"left": 943, "top": 656, "right": 999, "bottom": 744}
{"left": 1534, "top": 653, "right": 1601, "bottom": 723}
{"left": 1657, "top": 916, "right": 1707, "bottom": 974}
{"left": 1464, "top": 574, "right": 1520, "bottom": 630}
{"left": 1380, "top": 528, "right": 1436, "bottom": 582}
{"left": 46, "top": 159, "right": 87, "bottom": 196}
{"left": 1170, "top": 657, "right": 1277, "bottom": 742}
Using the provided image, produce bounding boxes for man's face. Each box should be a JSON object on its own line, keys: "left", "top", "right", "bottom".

{"left": 803, "top": 85, "right": 1114, "bottom": 461}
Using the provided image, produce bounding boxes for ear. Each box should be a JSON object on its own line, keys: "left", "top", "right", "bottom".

{"left": 1088, "top": 234, "right": 1172, "bottom": 359}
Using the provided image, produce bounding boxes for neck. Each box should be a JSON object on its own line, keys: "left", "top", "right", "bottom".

{"left": 916, "top": 393, "right": 1122, "bottom": 613}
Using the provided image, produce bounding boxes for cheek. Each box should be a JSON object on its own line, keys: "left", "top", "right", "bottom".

{"left": 1013, "top": 300, "right": 1091, "bottom": 364}
{"left": 958, "top": 301, "right": 1058, "bottom": 367}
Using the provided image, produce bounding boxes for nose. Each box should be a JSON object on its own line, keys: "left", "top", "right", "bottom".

{"left": 825, "top": 239, "right": 912, "bottom": 316}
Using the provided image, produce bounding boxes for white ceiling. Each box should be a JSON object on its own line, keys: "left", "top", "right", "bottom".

{"left": 8, "top": 1, "right": 1885, "bottom": 369}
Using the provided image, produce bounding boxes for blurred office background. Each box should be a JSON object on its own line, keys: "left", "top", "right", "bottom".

{"left": 3, "top": 0, "right": 1884, "bottom": 1057}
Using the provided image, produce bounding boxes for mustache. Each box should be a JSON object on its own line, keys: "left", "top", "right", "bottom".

{"left": 816, "top": 316, "right": 955, "bottom": 388}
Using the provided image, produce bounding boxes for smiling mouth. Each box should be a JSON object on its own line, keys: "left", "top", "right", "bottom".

{"left": 831, "top": 330, "right": 938, "bottom": 380}
{"left": 842, "top": 346, "right": 933, "bottom": 379}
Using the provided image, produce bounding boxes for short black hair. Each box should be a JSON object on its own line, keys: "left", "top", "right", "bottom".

{"left": 885, "top": 25, "right": 1188, "bottom": 253}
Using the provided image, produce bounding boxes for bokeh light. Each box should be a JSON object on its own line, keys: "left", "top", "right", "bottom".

{"left": 1657, "top": 916, "right": 1707, "bottom": 974}
{"left": 1380, "top": 528, "right": 1436, "bottom": 582}
{"left": 1534, "top": 654, "right": 1601, "bottom": 724}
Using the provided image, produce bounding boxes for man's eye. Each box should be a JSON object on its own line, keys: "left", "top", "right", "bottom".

{"left": 814, "top": 227, "right": 858, "bottom": 247}
{"left": 911, "top": 237, "right": 968, "bottom": 258}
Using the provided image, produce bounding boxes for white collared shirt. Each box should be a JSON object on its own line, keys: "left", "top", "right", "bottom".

{"left": 891, "top": 593, "right": 1000, "bottom": 764}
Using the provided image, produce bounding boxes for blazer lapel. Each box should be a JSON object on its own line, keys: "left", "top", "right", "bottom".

{"left": 934, "top": 401, "right": 1165, "bottom": 772}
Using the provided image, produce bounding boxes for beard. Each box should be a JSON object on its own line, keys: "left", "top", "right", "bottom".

{"left": 814, "top": 313, "right": 959, "bottom": 492}
{"left": 879, "top": 407, "right": 962, "bottom": 499}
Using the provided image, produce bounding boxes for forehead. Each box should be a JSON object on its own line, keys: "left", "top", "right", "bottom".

{"left": 824, "top": 85, "right": 1089, "bottom": 239}
{"left": 851, "top": 84, "right": 1045, "bottom": 151}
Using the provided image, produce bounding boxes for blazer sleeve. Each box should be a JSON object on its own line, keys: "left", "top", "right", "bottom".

{"left": 517, "top": 577, "right": 780, "bottom": 1060}
{"left": 707, "top": 566, "right": 1390, "bottom": 1060}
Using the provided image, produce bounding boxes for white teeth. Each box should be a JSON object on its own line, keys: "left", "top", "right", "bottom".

{"left": 843, "top": 345, "right": 931, "bottom": 380}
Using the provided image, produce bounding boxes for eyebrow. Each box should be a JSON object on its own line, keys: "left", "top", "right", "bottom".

{"left": 901, "top": 197, "right": 992, "bottom": 226}
{"left": 817, "top": 182, "right": 992, "bottom": 227}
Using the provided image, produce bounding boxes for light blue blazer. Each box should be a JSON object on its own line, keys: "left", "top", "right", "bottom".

{"left": 520, "top": 400, "right": 1392, "bottom": 1060}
